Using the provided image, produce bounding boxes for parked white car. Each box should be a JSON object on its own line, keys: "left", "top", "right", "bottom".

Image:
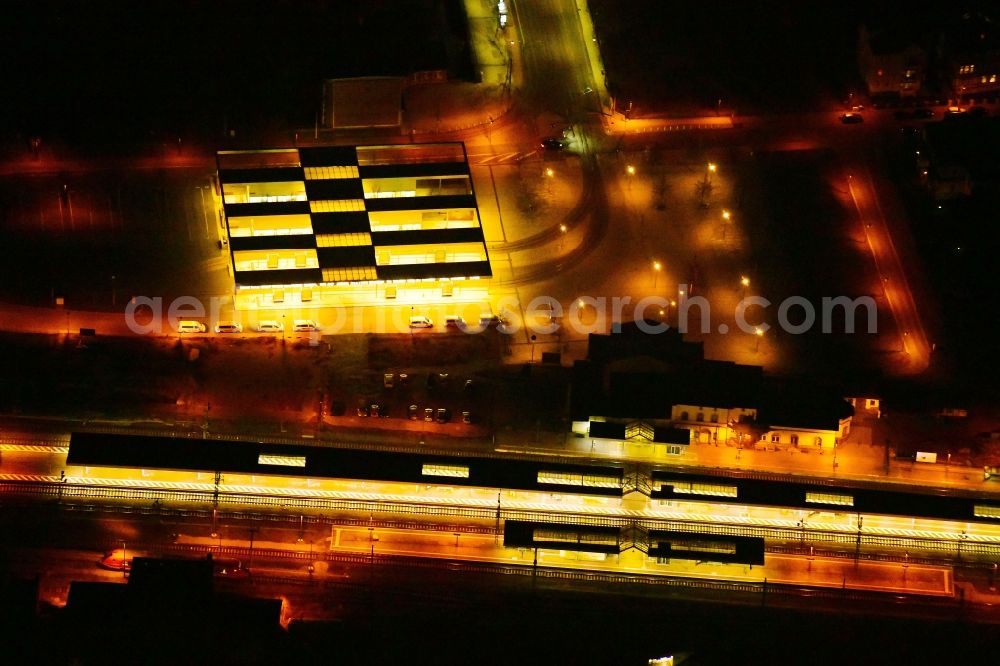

{"left": 256, "top": 320, "right": 284, "bottom": 333}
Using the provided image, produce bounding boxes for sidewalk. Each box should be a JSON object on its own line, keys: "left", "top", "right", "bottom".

{"left": 605, "top": 114, "right": 735, "bottom": 135}
{"left": 548, "top": 431, "right": 998, "bottom": 493}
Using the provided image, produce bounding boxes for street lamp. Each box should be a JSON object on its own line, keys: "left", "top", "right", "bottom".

{"left": 559, "top": 223, "right": 567, "bottom": 251}
{"left": 754, "top": 326, "right": 764, "bottom": 352}
{"left": 652, "top": 260, "right": 661, "bottom": 288}
{"left": 740, "top": 275, "right": 750, "bottom": 299}
{"left": 721, "top": 209, "right": 731, "bottom": 221}
{"left": 699, "top": 163, "right": 717, "bottom": 208}
{"left": 545, "top": 167, "right": 554, "bottom": 196}
{"left": 626, "top": 164, "right": 635, "bottom": 191}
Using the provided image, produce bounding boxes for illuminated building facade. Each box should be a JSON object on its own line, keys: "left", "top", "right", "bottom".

{"left": 217, "top": 143, "right": 491, "bottom": 308}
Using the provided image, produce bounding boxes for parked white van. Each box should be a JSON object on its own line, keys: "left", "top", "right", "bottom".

{"left": 214, "top": 321, "right": 243, "bottom": 333}
{"left": 256, "top": 320, "right": 284, "bottom": 333}
{"left": 178, "top": 320, "right": 207, "bottom": 333}
{"left": 293, "top": 319, "right": 319, "bottom": 332}
{"left": 408, "top": 315, "right": 433, "bottom": 328}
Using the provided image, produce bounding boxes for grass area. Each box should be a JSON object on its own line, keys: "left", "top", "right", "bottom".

{"left": 590, "top": 0, "right": 863, "bottom": 114}
{"left": 741, "top": 149, "right": 899, "bottom": 380}
{"left": 0, "top": 333, "right": 190, "bottom": 419}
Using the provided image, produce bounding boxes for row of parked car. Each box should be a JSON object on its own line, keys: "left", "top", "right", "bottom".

{"left": 177, "top": 319, "right": 320, "bottom": 334}
{"left": 408, "top": 405, "right": 473, "bottom": 424}
{"left": 407, "top": 313, "right": 507, "bottom": 330}
{"left": 354, "top": 401, "right": 472, "bottom": 423}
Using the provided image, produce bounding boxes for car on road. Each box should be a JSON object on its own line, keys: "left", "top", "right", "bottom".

{"left": 424, "top": 407, "right": 434, "bottom": 422}
{"left": 99, "top": 548, "right": 145, "bottom": 571}
{"left": 436, "top": 408, "right": 451, "bottom": 423}
{"left": 99, "top": 550, "right": 246, "bottom": 578}
{"left": 211, "top": 557, "right": 248, "bottom": 578}
{"left": 256, "top": 320, "right": 283, "bottom": 333}
{"left": 214, "top": 321, "right": 242, "bottom": 334}
{"left": 444, "top": 315, "right": 466, "bottom": 329}
{"left": 408, "top": 315, "right": 433, "bottom": 328}
{"left": 540, "top": 137, "right": 565, "bottom": 150}
{"left": 408, "top": 404, "right": 419, "bottom": 420}
{"left": 478, "top": 313, "right": 511, "bottom": 332}
{"left": 534, "top": 301, "right": 558, "bottom": 323}
{"left": 177, "top": 320, "right": 207, "bottom": 333}
{"left": 839, "top": 112, "right": 864, "bottom": 124}
{"left": 292, "top": 319, "right": 319, "bottom": 332}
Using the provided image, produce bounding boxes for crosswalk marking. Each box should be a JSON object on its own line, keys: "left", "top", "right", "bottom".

{"left": 468, "top": 151, "right": 525, "bottom": 165}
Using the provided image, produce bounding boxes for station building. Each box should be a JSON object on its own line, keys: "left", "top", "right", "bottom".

{"left": 217, "top": 143, "right": 492, "bottom": 309}
{"left": 570, "top": 322, "right": 854, "bottom": 453}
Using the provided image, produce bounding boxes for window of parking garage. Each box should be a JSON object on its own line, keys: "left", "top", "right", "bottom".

{"left": 537, "top": 471, "right": 620, "bottom": 488}
{"left": 374, "top": 244, "right": 487, "bottom": 265}
{"left": 321, "top": 266, "right": 378, "bottom": 282}
{"left": 805, "top": 491, "right": 854, "bottom": 507}
{"left": 368, "top": 209, "right": 478, "bottom": 232}
{"left": 223, "top": 181, "right": 307, "bottom": 204}
{"left": 315, "top": 232, "right": 372, "bottom": 247}
{"left": 304, "top": 166, "right": 360, "bottom": 180}
{"left": 974, "top": 504, "right": 1000, "bottom": 519}
{"left": 663, "top": 481, "right": 738, "bottom": 498}
{"left": 227, "top": 214, "right": 314, "bottom": 237}
{"left": 310, "top": 199, "right": 366, "bottom": 213}
{"left": 421, "top": 464, "right": 470, "bottom": 479}
{"left": 234, "top": 249, "right": 319, "bottom": 272}
{"left": 362, "top": 175, "right": 471, "bottom": 199}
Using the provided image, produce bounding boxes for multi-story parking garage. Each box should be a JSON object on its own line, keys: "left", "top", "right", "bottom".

{"left": 217, "top": 143, "right": 492, "bottom": 310}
